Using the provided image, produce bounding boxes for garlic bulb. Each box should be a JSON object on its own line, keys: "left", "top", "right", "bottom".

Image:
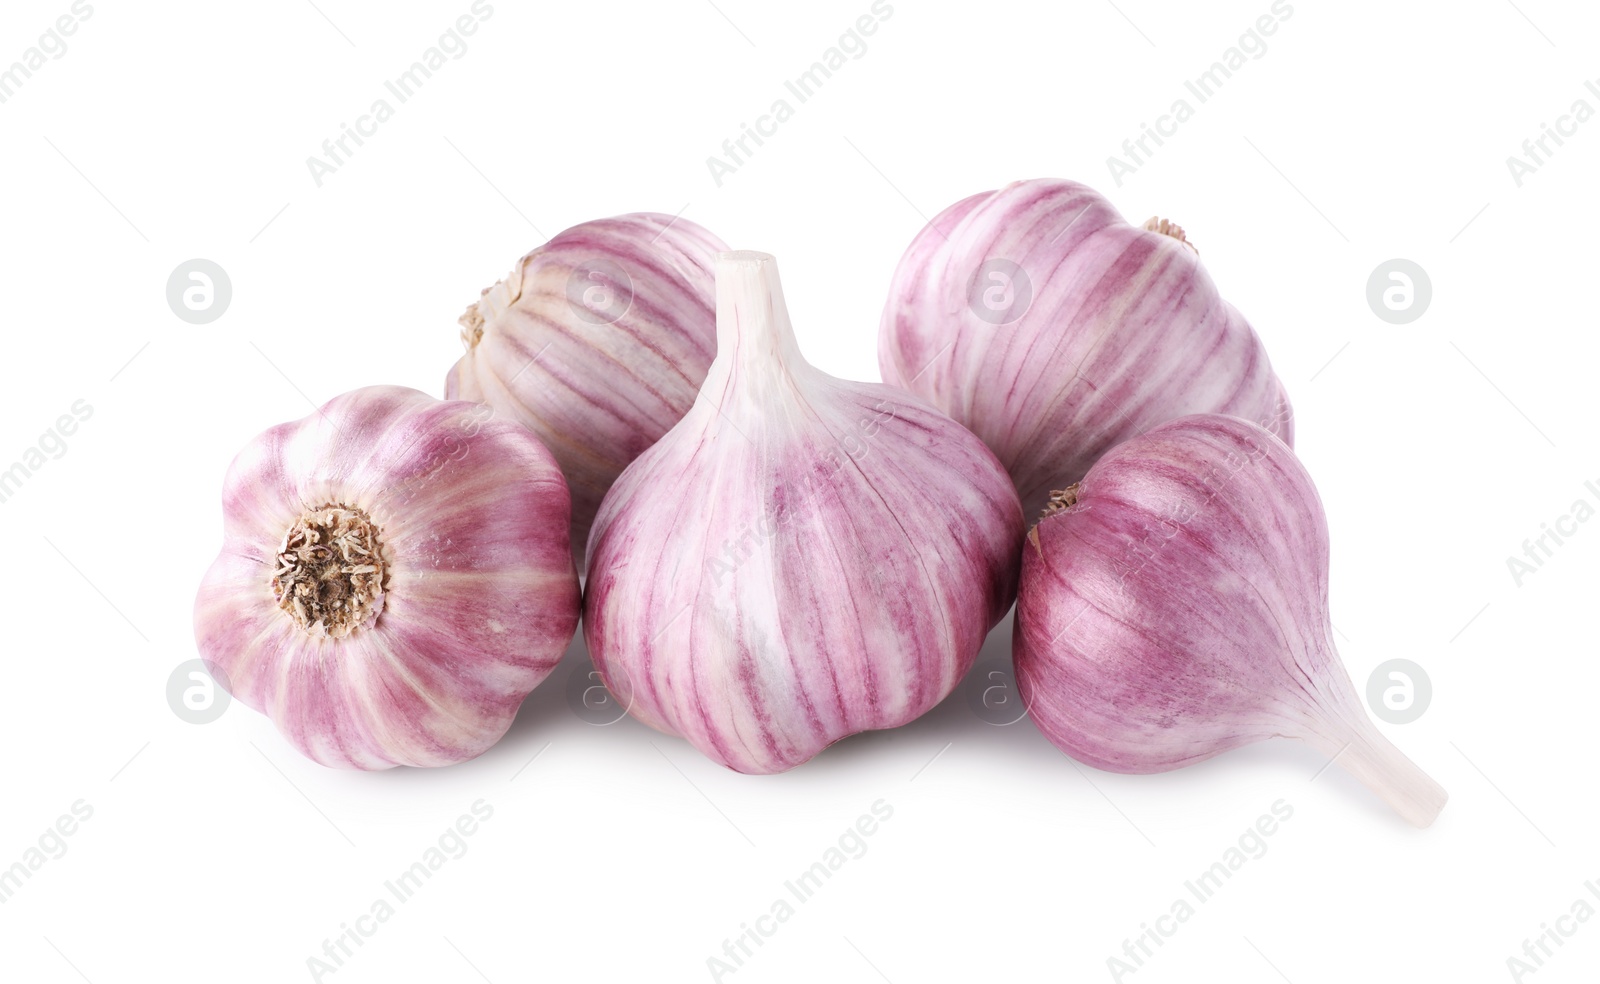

{"left": 584, "top": 251, "right": 1025, "bottom": 774}
{"left": 193, "top": 386, "right": 580, "bottom": 770}
{"left": 879, "top": 178, "right": 1293, "bottom": 518}
{"left": 1014, "top": 414, "right": 1447, "bottom": 827}
{"left": 446, "top": 213, "right": 728, "bottom": 562}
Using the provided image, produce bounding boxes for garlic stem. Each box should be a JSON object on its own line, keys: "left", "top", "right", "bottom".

{"left": 713, "top": 251, "right": 807, "bottom": 376}
{"left": 1038, "top": 484, "right": 1081, "bottom": 521}
{"left": 1308, "top": 718, "right": 1449, "bottom": 829}
{"left": 1142, "top": 215, "right": 1199, "bottom": 253}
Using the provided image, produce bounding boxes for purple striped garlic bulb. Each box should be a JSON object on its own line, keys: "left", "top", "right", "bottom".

{"left": 446, "top": 213, "right": 728, "bottom": 563}
{"left": 584, "top": 251, "right": 1025, "bottom": 774}
{"left": 193, "top": 386, "right": 580, "bottom": 770}
{"left": 879, "top": 178, "right": 1293, "bottom": 519}
{"left": 1014, "top": 414, "right": 1447, "bottom": 827}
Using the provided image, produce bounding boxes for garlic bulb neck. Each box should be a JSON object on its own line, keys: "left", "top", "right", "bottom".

{"left": 458, "top": 259, "right": 526, "bottom": 350}
{"left": 1030, "top": 484, "right": 1083, "bottom": 551}
{"left": 271, "top": 505, "right": 388, "bottom": 639}
{"left": 1040, "top": 484, "right": 1081, "bottom": 519}
{"left": 713, "top": 251, "right": 808, "bottom": 380}
{"left": 1304, "top": 706, "right": 1449, "bottom": 829}
{"left": 459, "top": 308, "right": 485, "bottom": 348}
{"left": 1142, "top": 215, "right": 1198, "bottom": 253}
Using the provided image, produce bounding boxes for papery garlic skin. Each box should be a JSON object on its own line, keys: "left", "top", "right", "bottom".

{"left": 584, "top": 252, "right": 1024, "bottom": 774}
{"left": 1014, "top": 414, "right": 1446, "bottom": 827}
{"left": 194, "top": 386, "right": 580, "bottom": 770}
{"left": 446, "top": 213, "right": 728, "bottom": 562}
{"left": 879, "top": 178, "right": 1293, "bottom": 518}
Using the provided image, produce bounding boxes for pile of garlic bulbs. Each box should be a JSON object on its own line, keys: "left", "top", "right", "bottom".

{"left": 194, "top": 185, "right": 1445, "bottom": 827}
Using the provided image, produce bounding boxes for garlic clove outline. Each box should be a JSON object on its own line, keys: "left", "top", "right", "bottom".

{"left": 879, "top": 178, "right": 1294, "bottom": 519}
{"left": 194, "top": 385, "right": 580, "bottom": 770}
{"left": 1014, "top": 414, "right": 1447, "bottom": 827}
{"left": 445, "top": 213, "right": 728, "bottom": 564}
{"left": 584, "top": 251, "right": 1025, "bottom": 774}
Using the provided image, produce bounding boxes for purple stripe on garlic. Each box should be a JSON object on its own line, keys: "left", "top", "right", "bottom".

{"left": 194, "top": 386, "right": 580, "bottom": 770}
{"left": 1013, "top": 414, "right": 1447, "bottom": 827}
{"left": 445, "top": 213, "right": 728, "bottom": 564}
{"left": 879, "top": 178, "right": 1293, "bottom": 518}
{"left": 584, "top": 251, "right": 1024, "bottom": 775}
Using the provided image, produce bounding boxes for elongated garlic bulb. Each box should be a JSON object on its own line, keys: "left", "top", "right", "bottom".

{"left": 1014, "top": 414, "right": 1447, "bottom": 826}
{"left": 584, "top": 251, "right": 1025, "bottom": 774}
{"left": 446, "top": 213, "right": 728, "bottom": 562}
{"left": 880, "top": 178, "right": 1293, "bottom": 518}
{"left": 193, "top": 386, "right": 580, "bottom": 769}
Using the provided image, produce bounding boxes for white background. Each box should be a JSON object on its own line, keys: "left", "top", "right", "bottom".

{"left": 1, "top": 0, "right": 1595, "bottom": 981}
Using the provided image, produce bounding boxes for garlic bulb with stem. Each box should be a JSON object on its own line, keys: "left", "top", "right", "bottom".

{"left": 1013, "top": 414, "right": 1447, "bottom": 827}
{"left": 584, "top": 251, "right": 1025, "bottom": 774}
{"left": 879, "top": 178, "right": 1293, "bottom": 519}
{"left": 194, "top": 385, "right": 580, "bottom": 770}
{"left": 446, "top": 213, "right": 728, "bottom": 563}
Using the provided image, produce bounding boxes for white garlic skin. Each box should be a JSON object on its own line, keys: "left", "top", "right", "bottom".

{"left": 194, "top": 386, "right": 580, "bottom": 770}
{"left": 446, "top": 213, "right": 727, "bottom": 563}
{"left": 584, "top": 252, "right": 1024, "bottom": 774}
{"left": 879, "top": 178, "right": 1293, "bottom": 518}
